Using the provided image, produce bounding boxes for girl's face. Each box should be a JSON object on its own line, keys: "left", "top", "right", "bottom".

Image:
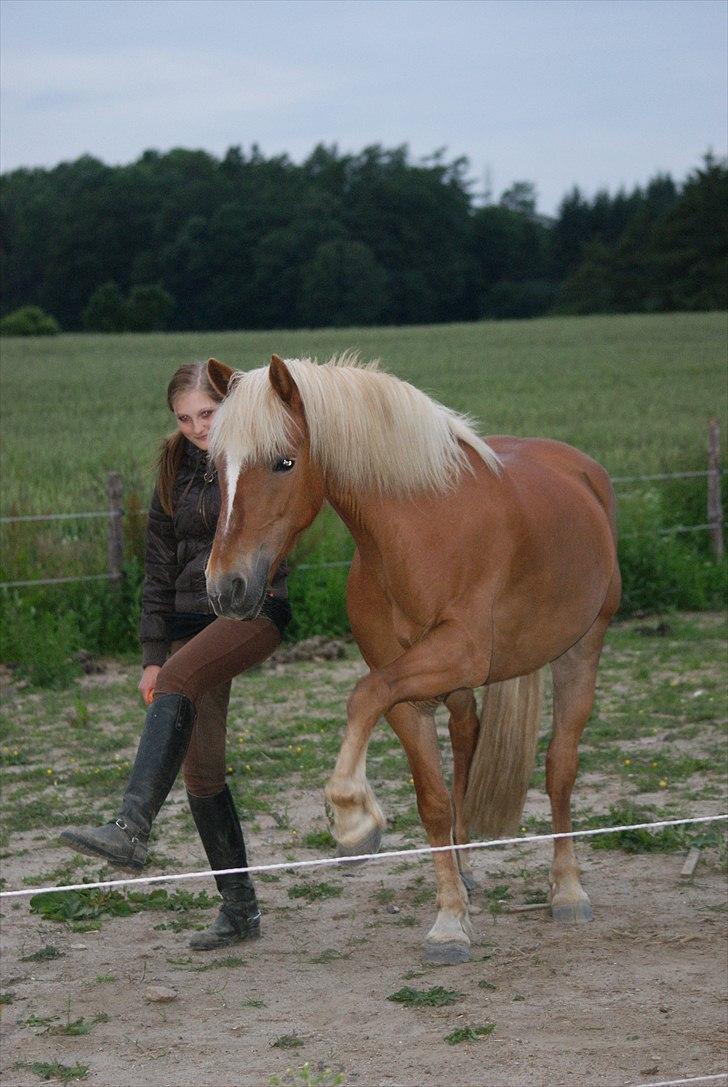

{"left": 172, "top": 390, "right": 219, "bottom": 451}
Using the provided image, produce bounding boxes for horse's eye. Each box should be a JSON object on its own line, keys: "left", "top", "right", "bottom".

{"left": 273, "top": 458, "right": 295, "bottom": 473}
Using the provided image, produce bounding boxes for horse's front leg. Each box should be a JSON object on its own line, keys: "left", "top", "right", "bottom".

{"left": 324, "top": 671, "right": 389, "bottom": 858}
{"left": 325, "top": 621, "right": 485, "bottom": 963}
{"left": 386, "top": 702, "right": 473, "bottom": 965}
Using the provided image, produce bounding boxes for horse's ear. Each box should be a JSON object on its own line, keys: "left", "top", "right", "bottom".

{"left": 269, "top": 354, "right": 300, "bottom": 408}
{"left": 207, "top": 358, "right": 234, "bottom": 399}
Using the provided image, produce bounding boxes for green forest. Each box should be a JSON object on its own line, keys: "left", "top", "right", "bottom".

{"left": 1, "top": 145, "right": 726, "bottom": 333}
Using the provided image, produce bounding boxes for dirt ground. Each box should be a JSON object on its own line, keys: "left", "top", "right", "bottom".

{"left": 1, "top": 620, "right": 726, "bottom": 1087}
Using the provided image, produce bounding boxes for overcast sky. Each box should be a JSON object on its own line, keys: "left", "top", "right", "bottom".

{"left": 1, "top": 0, "right": 726, "bottom": 214}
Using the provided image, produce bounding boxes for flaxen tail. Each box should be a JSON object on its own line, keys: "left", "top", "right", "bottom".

{"left": 462, "top": 671, "right": 545, "bottom": 838}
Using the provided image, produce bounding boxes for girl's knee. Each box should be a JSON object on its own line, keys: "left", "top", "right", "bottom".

{"left": 182, "top": 762, "right": 226, "bottom": 797}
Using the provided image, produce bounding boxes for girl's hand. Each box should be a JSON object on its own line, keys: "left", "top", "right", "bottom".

{"left": 139, "top": 665, "right": 161, "bottom": 705}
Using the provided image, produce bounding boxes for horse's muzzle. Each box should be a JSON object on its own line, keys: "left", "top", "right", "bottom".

{"left": 207, "top": 553, "right": 270, "bottom": 621}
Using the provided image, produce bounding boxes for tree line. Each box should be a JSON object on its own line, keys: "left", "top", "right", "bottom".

{"left": 1, "top": 144, "right": 725, "bottom": 332}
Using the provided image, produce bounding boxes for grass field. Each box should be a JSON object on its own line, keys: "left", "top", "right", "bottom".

{"left": 2, "top": 311, "right": 726, "bottom": 514}
{"left": 1, "top": 311, "right": 726, "bottom": 668}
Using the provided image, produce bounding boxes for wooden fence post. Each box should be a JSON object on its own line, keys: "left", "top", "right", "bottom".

{"left": 707, "top": 420, "right": 724, "bottom": 560}
{"left": 107, "top": 472, "right": 124, "bottom": 581}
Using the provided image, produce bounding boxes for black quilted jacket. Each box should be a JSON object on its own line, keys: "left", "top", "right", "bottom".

{"left": 140, "top": 440, "right": 288, "bottom": 666}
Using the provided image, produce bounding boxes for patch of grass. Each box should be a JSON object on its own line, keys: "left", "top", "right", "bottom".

{"left": 18, "top": 1061, "right": 89, "bottom": 1082}
{"left": 287, "top": 881, "right": 342, "bottom": 903}
{"left": 1, "top": 991, "right": 15, "bottom": 1005}
{"left": 307, "top": 948, "right": 350, "bottom": 964}
{"left": 29, "top": 887, "right": 218, "bottom": 924}
{"left": 388, "top": 807, "right": 421, "bottom": 833}
{"left": 271, "top": 1032, "right": 305, "bottom": 1049}
{"left": 478, "top": 979, "right": 497, "bottom": 991}
{"left": 26, "top": 1014, "right": 60, "bottom": 1028}
{"left": 50, "top": 1013, "right": 109, "bottom": 1037}
{"left": 241, "top": 998, "right": 266, "bottom": 1008}
{"left": 485, "top": 884, "right": 511, "bottom": 904}
{"left": 153, "top": 917, "right": 204, "bottom": 933}
{"left": 584, "top": 804, "right": 727, "bottom": 854}
{"left": 301, "top": 828, "right": 336, "bottom": 850}
{"left": 20, "top": 944, "right": 64, "bottom": 962}
{"left": 387, "top": 985, "right": 463, "bottom": 1008}
{"left": 444, "top": 1023, "right": 495, "bottom": 1044}
{"left": 269, "top": 1063, "right": 345, "bottom": 1087}
{"left": 485, "top": 884, "right": 511, "bottom": 918}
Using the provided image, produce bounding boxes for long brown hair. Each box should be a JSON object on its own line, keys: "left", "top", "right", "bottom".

{"left": 156, "top": 362, "right": 224, "bottom": 515}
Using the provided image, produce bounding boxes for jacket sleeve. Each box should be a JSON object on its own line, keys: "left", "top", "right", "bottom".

{"left": 139, "top": 488, "right": 177, "bottom": 667}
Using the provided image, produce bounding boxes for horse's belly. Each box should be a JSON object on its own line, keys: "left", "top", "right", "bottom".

{"left": 487, "top": 516, "right": 616, "bottom": 680}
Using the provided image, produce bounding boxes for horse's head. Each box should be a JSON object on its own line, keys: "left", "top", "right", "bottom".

{"left": 205, "top": 355, "right": 325, "bottom": 620}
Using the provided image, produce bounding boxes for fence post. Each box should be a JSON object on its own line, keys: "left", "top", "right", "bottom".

{"left": 707, "top": 420, "right": 724, "bottom": 560}
{"left": 107, "top": 472, "right": 124, "bottom": 581}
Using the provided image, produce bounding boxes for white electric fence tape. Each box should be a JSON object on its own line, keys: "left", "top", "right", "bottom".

{"left": 630, "top": 1074, "right": 727, "bottom": 1087}
{"left": 1, "top": 813, "right": 725, "bottom": 900}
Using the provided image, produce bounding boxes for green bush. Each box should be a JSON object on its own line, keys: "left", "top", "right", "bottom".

{"left": 1, "top": 607, "right": 82, "bottom": 687}
{"left": 82, "top": 282, "right": 127, "bottom": 332}
{"left": 0, "top": 561, "right": 144, "bottom": 687}
{"left": 125, "top": 284, "right": 174, "bottom": 332}
{"left": 287, "top": 563, "right": 349, "bottom": 641}
{"left": 82, "top": 282, "right": 175, "bottom": 332}
{"left": 0, "top": 306, "right": 60, "bottom": 336}
{"left": 616, "top": 483, "right": 727, "bottom": 614}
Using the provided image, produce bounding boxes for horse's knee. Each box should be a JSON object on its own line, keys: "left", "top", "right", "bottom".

{"left": 347, "top": 672, "right": 391, "bottom": 724}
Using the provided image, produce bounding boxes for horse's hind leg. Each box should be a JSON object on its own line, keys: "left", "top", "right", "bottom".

{"left": 548, "top": 613, "right": 612, "bottom": 923}
{"left": 386, "top": 702, "right": 472, "bottom": 965}
{"left": 445, "top": 689, "right": 479, "bottom": 892}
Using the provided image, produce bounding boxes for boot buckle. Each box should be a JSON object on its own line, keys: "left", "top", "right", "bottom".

{"left": 115, "top": 818, "right": 139, "bottom": 844}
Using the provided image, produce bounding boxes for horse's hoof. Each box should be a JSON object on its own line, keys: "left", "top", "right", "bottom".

{"left": 551, "top": 900, "right": 594, "bottom": 923}
{"left": 335, "top": 826, "right": 382, "bottom": 865}
{"left": 460, "top": 871, "right": 477, "bottom": 893}
{"left": 422, "top": 940, "right": 471, "bottom": 966}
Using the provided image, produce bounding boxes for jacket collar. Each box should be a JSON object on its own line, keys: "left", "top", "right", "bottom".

{"left": 183, "top": 439, "right": 209, "bottom": 466}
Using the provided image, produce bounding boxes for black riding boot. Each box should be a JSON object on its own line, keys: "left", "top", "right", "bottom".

{"left": 60, "top": 693, "right": 196, "bottom": 871}
{"left": 187, "top": 785, "right": 261, "bottom": 951}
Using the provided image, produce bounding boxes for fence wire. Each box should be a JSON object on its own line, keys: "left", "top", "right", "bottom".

{"left": 1, "top": 467, "right": 724, "bottom": 590}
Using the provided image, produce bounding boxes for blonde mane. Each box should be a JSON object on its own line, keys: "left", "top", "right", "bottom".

{"left": 209, "top": 354, "right": 501, "bottom": 496}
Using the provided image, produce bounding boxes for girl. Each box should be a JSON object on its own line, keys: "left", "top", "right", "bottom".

{"left": 61, "top": 362, "right": 290, "bottom": 950}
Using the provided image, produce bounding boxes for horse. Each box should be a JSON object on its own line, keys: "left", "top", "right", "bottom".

{"left": 204, "top": 353, "right": 620, "bottom": 966}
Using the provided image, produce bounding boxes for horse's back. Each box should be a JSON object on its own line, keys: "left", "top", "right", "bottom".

{"left": 487, "top": 436, "right": 615, "bottom": 515}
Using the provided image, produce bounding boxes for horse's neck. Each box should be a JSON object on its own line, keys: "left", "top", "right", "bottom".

{"left": 327, "top": 489, "right": 416, "bottom": 571}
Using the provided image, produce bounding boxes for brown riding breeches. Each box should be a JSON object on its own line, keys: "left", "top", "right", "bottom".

{"left": 155, "top": 617, "right": 281, "bottom": 798}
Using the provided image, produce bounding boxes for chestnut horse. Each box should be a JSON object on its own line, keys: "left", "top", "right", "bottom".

{"left": 205, "top": 354, "right": 620, "bottom": 965}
